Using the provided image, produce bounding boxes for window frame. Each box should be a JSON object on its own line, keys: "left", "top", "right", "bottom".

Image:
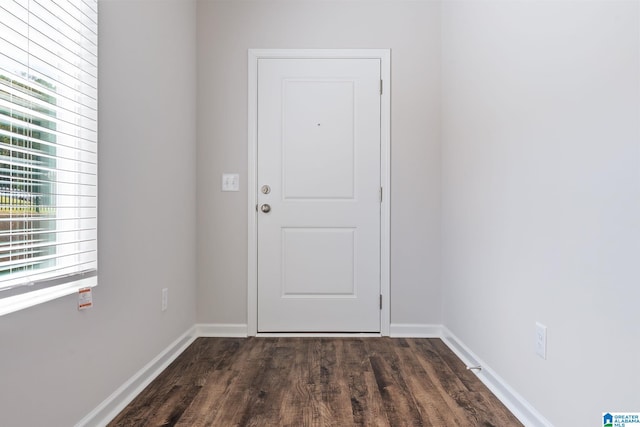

{"left": 0, "top": 0, "right": 98, "bottom": 316}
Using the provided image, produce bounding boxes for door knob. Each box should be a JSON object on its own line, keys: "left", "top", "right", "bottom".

{"left": 260, "top": 204, "right": 271, "bottom": 213}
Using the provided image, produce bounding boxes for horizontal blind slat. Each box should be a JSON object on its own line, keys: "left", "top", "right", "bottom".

{"left": 0, "top": 264, "right": 97, "bottom": 293}
{"left": 0, "top": 114, "right": 98, "bottom": 150}
{"left": 0, "top": 100, "right": 98, "bottom": 138}
{"left": 0, "top": 226, "right": 96, "bottom": 239}
{"left": 0, "top": 238, "right": 97, "bottom": 264}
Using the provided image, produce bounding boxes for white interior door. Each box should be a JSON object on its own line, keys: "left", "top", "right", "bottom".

{"left": 257, "top": 58, "right": 381, "bottom": 332}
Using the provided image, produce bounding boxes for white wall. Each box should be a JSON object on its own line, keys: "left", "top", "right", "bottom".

{"left": 441, "top": 1, "right": 640, "bottom": 426}
{"left": 196, "top": 0, "right": 442, "bottom": 327}
{"left": 0, "top": 1, "right": 198, "bottom": 425}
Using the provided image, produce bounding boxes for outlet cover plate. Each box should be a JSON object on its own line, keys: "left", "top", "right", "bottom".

{"left": 535, "top": 322, "right": 547, "bottom": 359}
{"left": 162, "top": 288, "right": 168, "bottom": 311}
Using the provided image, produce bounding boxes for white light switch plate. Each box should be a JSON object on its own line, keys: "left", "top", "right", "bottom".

{"left": 222, "top": 173, "right": 239, "bottom": 192}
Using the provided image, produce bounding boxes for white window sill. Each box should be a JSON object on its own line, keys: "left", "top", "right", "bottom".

{"left": 0, "top": 278, "right": 97, "bottom": 317}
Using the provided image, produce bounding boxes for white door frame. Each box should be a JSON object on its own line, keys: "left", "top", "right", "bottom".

{"left": 247, "top": 49, "right": 391, "bottom": 336}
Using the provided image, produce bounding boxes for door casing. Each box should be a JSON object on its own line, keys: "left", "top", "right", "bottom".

{"left": 247, "top": 49, "right": 391, "bottom": 336}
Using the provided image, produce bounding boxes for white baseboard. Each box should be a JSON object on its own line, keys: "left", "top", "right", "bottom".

{"left": 389, "top": 323, "right": 443, "bottom": 337}
{"left": 441, "top": 327, "right": 553, "bottom": 427}
{"left": 195, "top": 323, "right": 248, "bottom": 337}
{"left": 75, "top": 326, "right": 197, "bottom": 427}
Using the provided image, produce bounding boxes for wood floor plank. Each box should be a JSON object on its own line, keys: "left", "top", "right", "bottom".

{"left": 342, "top": 339, "right": 389, "bottom": 427}
{"left": 108, "top": 338, "right": 227, "bottom": 426}
{"left": 242, "top": 340, "right": 295, "bottom": 426}
{"left": 109, "top": 337, "right": 523, "bottom": 427}
{"left": 366, "top": 339, "right": 425, "bottom": 427}
{"left": 174, "top": 367, "right": 238, "bottom": 426}
{"left": 318, "top": 339, "right": 355, "bottom": 426}
{"left": 278, "top": 339, "right": 316, "bottom": 426}
{"left": 426, "top": 338, "right": 484, "bottom": 392}
{"left": 472, "top": 390, "right": 524, "bottom": 427}
{"left": 412, "top": 339, "right": 523, "bottom": 427}
{"left": 207, "top": 338, "right": 278, "bottom": 426}
{"left": 395, "top": 341, "right": 467, "bottom": 426}
{"left": 412, "top": 338, "right": 472, "bottom": 394}
{"left": 409, "top": 339, "right": 480, "bottom": 425}
{"left": 150, "top": 337, "right": 246, "bottom": 425}
{"left": 175, "top": 338, "right": 255, "bottom": 426}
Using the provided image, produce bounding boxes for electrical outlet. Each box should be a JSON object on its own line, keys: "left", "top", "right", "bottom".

{"left": 535, "top": 322, "right": 547, "bottom": 359}
{"left": 162, "top": 288, "right": 168, "bottom": 311}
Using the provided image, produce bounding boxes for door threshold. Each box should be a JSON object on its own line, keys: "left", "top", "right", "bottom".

{"left": 256, "top": 332, "right": 382, "bottom": 338}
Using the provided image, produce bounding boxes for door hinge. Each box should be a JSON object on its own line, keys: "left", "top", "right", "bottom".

{"left": 380, "top": 294, "right": 383, "bottom": 310}
{"left": 380, "top": 79, "right": 383, "bottom": 95}
{"left": 379, "top": 187, "right": 383, "bottom": 203}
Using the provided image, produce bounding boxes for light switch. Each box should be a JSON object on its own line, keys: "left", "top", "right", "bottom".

{"left": 222, "top": 173, "right": 240, "bottom": 192}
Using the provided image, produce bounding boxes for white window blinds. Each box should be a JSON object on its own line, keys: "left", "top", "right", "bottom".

{"left": 0, "top": 0, "right": 98, "bottom": 313}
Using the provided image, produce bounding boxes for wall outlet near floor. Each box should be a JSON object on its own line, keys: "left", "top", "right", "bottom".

{"left": 162, "top": 288, "right": 168, "bottom": 311}
{"left": 535, "top": 322, "right": 547, "bottom": 359}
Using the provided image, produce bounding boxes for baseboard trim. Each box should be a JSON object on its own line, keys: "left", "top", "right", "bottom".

{"left": 75, "top": 326, "right": 197, "bottom": 427}
{"left": 195, "top": 323, "right": 248, "bottom": 337}
{"left": 441, "top": 327, "right": 553, "bottom": 427}
{"left": 389, "top": 323, "right": 443, "bottom": 338}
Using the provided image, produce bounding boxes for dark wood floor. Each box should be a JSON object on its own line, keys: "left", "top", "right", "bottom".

{"left": 109, "top": 337, "right": 522, "bottom": 427}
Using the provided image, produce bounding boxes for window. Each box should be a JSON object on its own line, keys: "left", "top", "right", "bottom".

{"left": 0, "top": 0, "right": 98, "bottom": 315}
